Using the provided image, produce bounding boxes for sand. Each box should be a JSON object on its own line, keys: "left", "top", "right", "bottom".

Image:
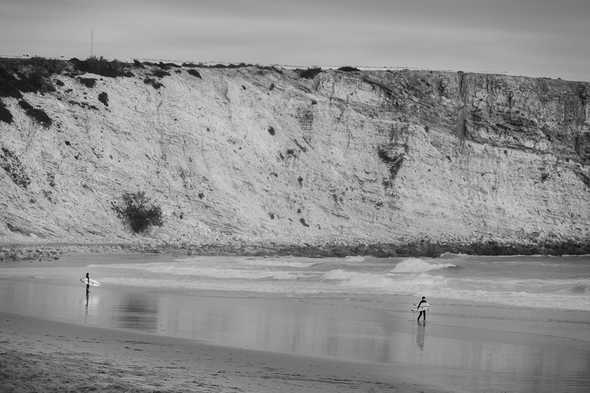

{"left": 0, "top": 312, "right": 444, "bottom": 393}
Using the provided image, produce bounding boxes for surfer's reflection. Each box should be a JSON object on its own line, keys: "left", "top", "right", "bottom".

{"left": 83, "top": 281, "right": 90, "bottom": 323}
{"left": 416, "top": 321, "right": 426, "bottom": 351}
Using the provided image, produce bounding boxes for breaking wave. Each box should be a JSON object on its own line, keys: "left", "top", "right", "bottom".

{"left": 390, "top": 258, "right": 456, "bottom": 273}
{"left": 86, "top": 255, "right": 590, "bottom": 310}
{"left": 90, "top": 262, "right": 303, "bottom": 280}
{"left": 238, "top": 258, "right": 317, "bottom": 268}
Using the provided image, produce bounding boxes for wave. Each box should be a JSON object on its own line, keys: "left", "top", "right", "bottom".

{"left": 239, "top": 258, "right": 317, "bottom": 268}
{"left": 439, "top": 252, "right": 469, "bottom": 258}
{"left": 322, "top": 269, "right": 446, "bottom": 292}
{"left": 90, "top": 263, "right": 304, "bottom": 280}
{"left": 320, "top": 269, "right": 590, "bottom": 310}
{"left": 390, "top": 258, "right": 456, "bottom": 273}
{"left": 344, "top": 256, "right": 366, "bottom": 262}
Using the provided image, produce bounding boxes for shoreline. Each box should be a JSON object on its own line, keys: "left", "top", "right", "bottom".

{"left": 1, "top": 239, "right": 589, "bottom": 262}
{"left": 0, "top": 311, "right": 443, "bottom": 393}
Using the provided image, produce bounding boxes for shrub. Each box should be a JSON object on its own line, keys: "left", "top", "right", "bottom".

{"left": 112, "top": 191, "right": 163, "bottom": 233}
{"left": 98, "top": 92, "right": 108, "bottom": 106}
{"left": 187, "top": 69, "right": 201, "bottom": 79}
{"left": 78, "top": 77, "right": 96, "bottom": 88}
{"left": 337, "top": 66, "right": 360, "bottom": 72}
{"left": 27, "top": 57, "right": 68, "bottom": 75}
{"left": 132, "top": 59, "right": 145, "bottom": 68}
{"left": 151, "top": 69, "right": 170, "bottom": 78}
{"left": 0, "top": 65, "right": 23, "bottom": 98}
{"left": 377, "top": 146, "right": 405, "bottom": 181}
{"left": 0, "top": 99, "right": 13, "bottom": 124}
{"left": 143, "top": 77, "right": 163, "bottom": 89}
{"left": 0, "top": 64, "right": 55, "bottom": 98}
{"left": 297, "top": 68, "right": 322, "bottom": 79}
{"left": 18, "top": 100, "right": 52, "bottom": 128}
{"left": 70, "top": 56, "right": 131, "bottom": 77}
{"left": 0, "top": 147, "right": 30, "bottom": 188}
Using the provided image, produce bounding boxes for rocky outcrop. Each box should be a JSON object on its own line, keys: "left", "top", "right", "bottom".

{"left": 0, "top": 58, "right": 588, "bottom": 253}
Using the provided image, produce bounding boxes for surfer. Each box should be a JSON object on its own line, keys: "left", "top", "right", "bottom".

{"left": 417, "top": 296, "right": 428, "bottom": 323}
{"left": 84, "top": 272, "right": 91, "bottom": 294}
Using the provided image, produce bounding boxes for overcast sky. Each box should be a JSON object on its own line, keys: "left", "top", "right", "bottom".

{"left": 1, "top": 0, "right": 589, "bottom": 81}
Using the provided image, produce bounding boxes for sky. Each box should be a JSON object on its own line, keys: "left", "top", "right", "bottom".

{"left": 1, "top": 0, "right": 589, "bottom": 81}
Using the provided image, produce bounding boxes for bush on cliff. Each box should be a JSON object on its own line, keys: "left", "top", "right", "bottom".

{"left": 112, "top": 192, "right": 163, "bottom": 233}
{"left": 18, "top": 100, "right": 52, "bottom": 128}
{"left": 337, "top": 66, "right": 360, "bottom": 72}
{"left": 0, "top": 99, "right": 13, "bottom": 124}
{"left": 70, "top": 56, "right": 132, "bottom": 78}
{"left": 0, "top": 147, "right": 31, "bottom": 189}
{"left": 187, "top": 69, "right": 202, "bottom": 79}
{"left": 98, "top": 92, "right": 108, "bottom": 106}
{"left": 297, "top": 68, "right": 322, "bottom": 79}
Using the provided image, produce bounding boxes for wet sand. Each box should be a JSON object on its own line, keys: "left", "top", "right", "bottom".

{"left": 0, "top": 312, "right": 442, "bottom": 393}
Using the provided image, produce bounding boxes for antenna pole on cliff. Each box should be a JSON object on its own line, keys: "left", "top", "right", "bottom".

{"left": 90, "top": 28, "right": 94, "bottom": 58}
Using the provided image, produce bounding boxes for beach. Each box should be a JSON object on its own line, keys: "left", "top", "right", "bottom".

{"left": 1, "top": 253, "right": 589, "bottom": 393}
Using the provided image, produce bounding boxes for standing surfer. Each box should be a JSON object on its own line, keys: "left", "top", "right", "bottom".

{"left": 417, "top": 296, "right": 428, "bottom": 323}
{"left": 84, "top": 272, "right": 90, "bottom": 306}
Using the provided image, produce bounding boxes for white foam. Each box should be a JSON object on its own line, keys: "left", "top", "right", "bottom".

{"left": 344, "top": 256, "right": 366, "bottom": 262}
{"left": 390, "top": 258, "right": 456, "bottom": 273}
{"left": 91, "top": 263, "right": 303, "bottom": 280}
{"left": 322, "top": 269, "right": 446, "bottom": 292}
{"left": 87, "top": 256, "right": 590, "bottom": 311}
{"left": 239, "top": 258, "right": 317, "bottom": 268}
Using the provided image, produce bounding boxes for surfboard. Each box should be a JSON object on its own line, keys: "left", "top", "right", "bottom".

{"left": 410, "top": 303, "right": 431, "bottom": 312}
{"left": 80, "top": 278, "right": 100, "bottom": 287}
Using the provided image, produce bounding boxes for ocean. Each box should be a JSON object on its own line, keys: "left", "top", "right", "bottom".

{"left": 83, "top": 253, "right": 590, "bottom": 311}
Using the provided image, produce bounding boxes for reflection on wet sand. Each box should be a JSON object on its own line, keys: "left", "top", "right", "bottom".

{"left": 416, "top": 322, "right": 426, "bottom": 351}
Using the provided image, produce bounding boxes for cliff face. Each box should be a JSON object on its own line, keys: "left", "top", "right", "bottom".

{"left": 0, "top": 59, "right": 588, "bottom": 248}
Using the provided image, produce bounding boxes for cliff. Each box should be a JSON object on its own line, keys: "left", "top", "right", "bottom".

{"left": 0, "top": 58, "right": 588, "bottom": 254}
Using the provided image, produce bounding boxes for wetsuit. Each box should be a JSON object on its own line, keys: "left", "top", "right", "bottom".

{"left": 417, "top": 299, "right": 427, "bottom": 322}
